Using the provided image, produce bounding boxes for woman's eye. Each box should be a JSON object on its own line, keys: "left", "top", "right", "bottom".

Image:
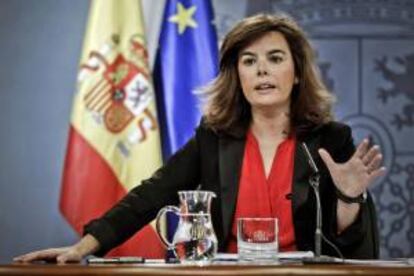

{"left": 242, "top": 58, "right": 255, "bottom": 66}
{"left": 270, "top": 55, "right": 283, "bottom": 63}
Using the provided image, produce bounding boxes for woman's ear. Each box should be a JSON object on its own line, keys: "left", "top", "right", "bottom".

{"left": 294, "top": 76, "right": 299, "bottom": 84}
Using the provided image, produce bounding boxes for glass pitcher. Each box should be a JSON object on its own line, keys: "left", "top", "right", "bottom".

{"left": 155, "top": 191, "right": 218, "bottom": 264}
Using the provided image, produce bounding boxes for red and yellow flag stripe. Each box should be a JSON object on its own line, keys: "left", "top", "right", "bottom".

{"left": 60, "top": 0, "right": 164, "bottom": 257}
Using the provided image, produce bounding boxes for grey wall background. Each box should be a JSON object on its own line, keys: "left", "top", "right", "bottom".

{"left": 0, "top": 0, "right": 413, "bottom": 262}
{"left": 0, "top": 0, "right": 88, "bottom": 263}
{"left": 0, "top": 0, "right": 166, "bottom": 263}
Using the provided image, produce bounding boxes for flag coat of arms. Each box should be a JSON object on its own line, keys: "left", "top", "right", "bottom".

{"left": 60, "top": 0, "right": 164, "bottom": 257}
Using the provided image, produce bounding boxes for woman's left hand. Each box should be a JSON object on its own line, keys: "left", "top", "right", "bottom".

{"left": 318, "top": 138, "right": 386, "bottom": 197}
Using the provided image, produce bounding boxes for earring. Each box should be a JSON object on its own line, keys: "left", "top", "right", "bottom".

{"left": 294, "top": 77, "right": 299, "bottom": 84}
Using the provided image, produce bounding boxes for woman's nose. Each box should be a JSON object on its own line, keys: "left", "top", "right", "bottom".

{"left": 256, "top": 60, "right": 268, "bottom": 76}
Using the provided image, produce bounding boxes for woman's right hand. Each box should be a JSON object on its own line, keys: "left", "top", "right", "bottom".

{"left": 13, "top": 234, "right": 100, "bottom": 263}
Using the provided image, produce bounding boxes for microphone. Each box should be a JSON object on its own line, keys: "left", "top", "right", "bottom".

{"left": 301, "top": 142, "right": 319, "bottom": 175}
{"left": 300, "top": 142, "right": 322, "bottom": 257}
{"left": 300, "top": 143, "right": 344, "bottom": 263}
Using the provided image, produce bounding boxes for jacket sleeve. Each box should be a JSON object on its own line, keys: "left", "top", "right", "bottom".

{"left": 83, "top": 127, "right": 202, "bottom": 256}
{"left": 322, "top": 123, "right": 379, "bottom": 259}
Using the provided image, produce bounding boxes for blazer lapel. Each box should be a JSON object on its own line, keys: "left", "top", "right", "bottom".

{"left": 218, "top": 135, "right": 246, "bottom": 243}
{"left": 292, "top": 132, "right": 321, "bottom": 249}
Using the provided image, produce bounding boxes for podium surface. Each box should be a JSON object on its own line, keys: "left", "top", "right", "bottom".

{"left": 2, "top": 263, "right": 414, "bottom": 276}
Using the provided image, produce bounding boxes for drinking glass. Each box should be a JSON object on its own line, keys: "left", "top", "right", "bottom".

{"left": 237, "top": 217, "right": 278, "bottom": 262}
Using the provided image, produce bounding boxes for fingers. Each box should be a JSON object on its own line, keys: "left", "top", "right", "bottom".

{"left": 358, "top": 139, "right": 384, "bottom": 175}
{"left": 368, "top": 166, "right": 387, "bottom": 183}
{"left": 14, "top": 249, "right": 56, "bottom": 262}
{"left": 14, "top": 248, "right": 65, "bottom": 263}
{"left": 357, "top": 138, "right": 386, "bottom": 185}
{"left": 14, "top": 245, "right": 84, "bottom": 264}
{"left": 366, "top": 152, "right": 383, "bottom": 173}
{"left": 56, "top": 254, "right": 69, "bottom": 264}
{"left": 362, "top": 145, "right": 380, "bottom": 166}
{"left": 354, "top": 138, "right": 370, "bottom": 159}
{"left": 318, "top": 148, "right": 336, "bottom": 171}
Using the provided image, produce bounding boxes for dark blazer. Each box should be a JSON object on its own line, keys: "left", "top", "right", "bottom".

{"left": 85, "top": 121, "right": 379, "bottom": 259}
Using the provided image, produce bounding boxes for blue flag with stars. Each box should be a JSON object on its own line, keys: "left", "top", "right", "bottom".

{"left": 154, "top": 0, "right": 219, "bottom": 158}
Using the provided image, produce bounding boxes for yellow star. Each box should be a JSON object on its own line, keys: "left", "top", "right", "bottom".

{"left": 168, "top": 2, "right": 198, "bottom": 34}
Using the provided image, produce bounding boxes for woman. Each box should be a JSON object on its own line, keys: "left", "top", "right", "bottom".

{"left": 15, "top": 13, "right": 384, "bottom": 263}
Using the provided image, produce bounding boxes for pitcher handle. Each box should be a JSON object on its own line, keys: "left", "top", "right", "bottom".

{"left": 155, "top": 205, "right": 180, "bottom": 249}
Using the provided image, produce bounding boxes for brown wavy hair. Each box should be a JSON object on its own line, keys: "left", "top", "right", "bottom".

{"left": 201, "top": 13, "right": 335, "bottom": 136}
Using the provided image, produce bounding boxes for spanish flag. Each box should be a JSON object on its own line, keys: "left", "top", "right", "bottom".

{"left": 59, "top": 0, "right": 164, "bottom": 257}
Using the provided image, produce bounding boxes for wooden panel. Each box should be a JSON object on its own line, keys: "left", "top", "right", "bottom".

{"left": 1, "top": 264, "right": 414, "bottom": 276}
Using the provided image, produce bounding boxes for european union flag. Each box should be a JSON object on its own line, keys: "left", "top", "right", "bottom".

{"left": 154, "top": 0, "right": 219, "bottom": 158}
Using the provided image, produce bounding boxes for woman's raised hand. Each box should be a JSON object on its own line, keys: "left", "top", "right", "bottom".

{"left": 318, "top": 138, "right": 386, "bottom": 197}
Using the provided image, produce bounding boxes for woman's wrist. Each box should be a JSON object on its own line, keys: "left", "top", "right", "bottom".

{"left": 336, "top": 183, "right": 364, "bottom": 197}
{"left": 73, "top": 234, "right": 100, "bottom": 257}
{"left": 335, "top": 186, "right": 367, "bottom": 204}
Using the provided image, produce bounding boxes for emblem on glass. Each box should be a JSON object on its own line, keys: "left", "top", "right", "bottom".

{"left": 155, "top": 191, "right": 218, "bottom": 265}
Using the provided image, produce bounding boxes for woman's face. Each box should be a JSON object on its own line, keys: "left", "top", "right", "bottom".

{"left": 237, "top": 31, "right": 296, "bottom": 112}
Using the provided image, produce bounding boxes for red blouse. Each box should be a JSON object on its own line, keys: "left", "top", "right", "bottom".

{"left": 227, "top": 130, "right": 296, "bottom": 253}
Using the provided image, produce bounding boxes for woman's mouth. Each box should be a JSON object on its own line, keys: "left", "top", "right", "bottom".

{"left": 254, "top": 82, "right": 276, "bottom": 92}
